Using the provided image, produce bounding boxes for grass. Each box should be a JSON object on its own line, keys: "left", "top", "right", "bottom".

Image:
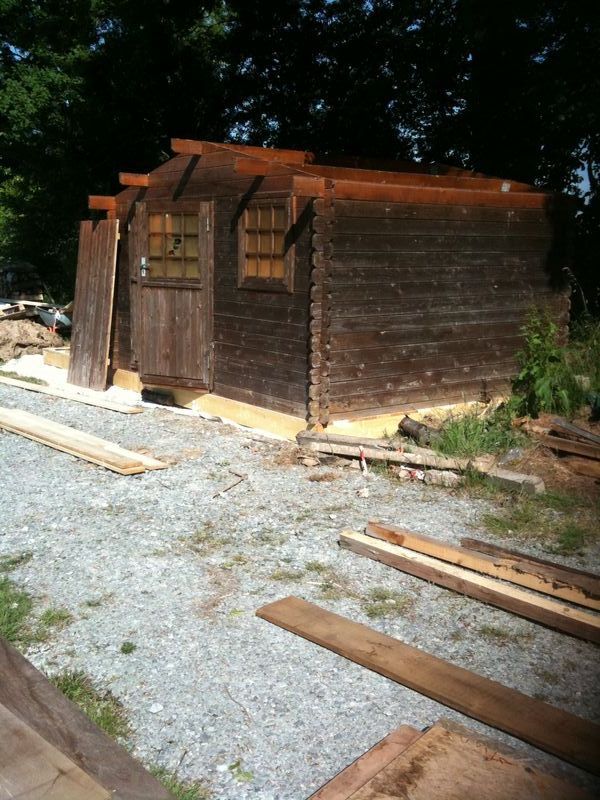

{"left": 187, "top": 522, "right": 226, "bottom": 554}
{"left": 0, "top": 551, "right": 33, "bottom": 572}
{"left": 120, "top": 640, "right": 137, "bottom": 654}
{"left": 270, "top": 567, "right": 304, "bottom": 582}
{"left": 150, "top": 766, "right": 212, "bottom": 799}
{"left": 362, "top": 587, "right": 415, "bottom": 619}
{"left": 479, "top": 490, "right": 598, "bottom": 554}
{"left": 0, "top": 575, "right": 33, "bottom": 643}
{"left": 477, "top": 624, "right": 534, "bottom": 646}
{"left": 51, "top": 670, "right": 129, "bottom": 739}
{"left": 0, "top": 369, "right": 47, "bottom": 385}
{"left": 434, "top": 406, "right": 527, "bottom": 458}
{"left": 228, "top": 759, "right": 254, "bottom": 783}
{"left": 39, "top": 607, "right": 73, "bottom": 629}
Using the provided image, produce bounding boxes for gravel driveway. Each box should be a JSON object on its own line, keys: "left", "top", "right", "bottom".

{"left": 0, "top": 383, "right": 598, "bottom": 798}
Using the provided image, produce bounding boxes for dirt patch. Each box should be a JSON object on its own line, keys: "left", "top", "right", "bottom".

{"left": 0, "top": 320, "right": 64, "bottom": 363}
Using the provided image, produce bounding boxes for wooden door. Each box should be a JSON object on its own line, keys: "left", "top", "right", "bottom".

{"left": 129, "top": 202, "right": 213, "bottom": 388}
{"left": 68, "top": 219, "right": 119, "bottom": 390}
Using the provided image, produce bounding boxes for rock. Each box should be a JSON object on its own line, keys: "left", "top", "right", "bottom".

{"left": 423, "top": 469, "right": 462, "bottom": 488}
{"left": 0, "top": 319, "right": 64, "bottom": 362}
{"left": 149, "top": 702, "right": 164, "bottom": 714}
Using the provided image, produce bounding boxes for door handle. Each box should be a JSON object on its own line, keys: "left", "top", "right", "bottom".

{"left": 140, "top": 257, "right": 150, "bottom": 278}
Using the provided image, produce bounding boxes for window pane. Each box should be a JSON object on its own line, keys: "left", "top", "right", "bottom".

{"left": 258, "top": 232, "right": 272, "bottom": 254}
{"left": 148, "top": 257, "right": 165, "bottom": 277}
{"left": 246, "top": 256, "right": 258, "bottom": 277}
{"left": 184, "top": 236, "right": 198, "bottom": 258}
{"left": 246, "top": 207, "right": 258, "bottom": 227}
{"left": 258, "top": 257, "right": 271, "bottom": 277}
{"left": 148, "top": 214, "right": 162, "bottom": 233}
{"left": 257, "top": 206, "right": 270, "bottom": 228}
{"left": 273, "top": 205, "right": 285, "bottom": 227}
{"left": 149, "top": 234, "right": 163, "bottom": 257}
{"left": 165, "top": 260, "right": 183, "bottom": 278}
{"left": 246, "top": 232, "right": 258, "bottom": 252}
{"left": 166, "top": 234, "right": 183, "bottom": 257}
{"left": 271, "top": 258, "right": 285, "bottom": 278}
{"left": 164, "top": 214, "right": 181, "bottom": 235}
{"left": 183, "top": 214, "right": 197, "bottom": 234}
{"left": 185, "top": 259, "right": 200, "bottom": 279}
{"left": 273, "top": 232, "right": 285, "bottom": 254}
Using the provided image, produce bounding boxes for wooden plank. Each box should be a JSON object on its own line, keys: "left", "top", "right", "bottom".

{"left": 309, "top": 726, "right": 424, "bottom": 800}
{"left": 325, "top": 232, "right": 550, "bottom": 253}
{"left": 0, "top": 638, "right": 173, "bottom": 800}
{"left": 0, "top": 374, "right": 143, "bottom": 414}
{"left": 0, "top": 407, "right": 166, "bottom": 475}
{"left": 170, "top": 138, "right": 312, "bottom": 164}
{"left": 538, "top": 433, "right": 600, "bottom": 459}
{"left": 550, "top": 418, "right": 600, "bottom": 446}
{"left": 256, "top": 596, "right": 600, "bottom": 774}
{"left": 460, "top": 538, "right": 600, "bottom": 584}
{"left": 366, "top": 521, "right": 600, "bottom": 610}
{"left": 118, "top": 172, "right": 149, "bottom": 187}
{"left": 562, "top": 457, "right": 600, "bottom": 479}
{"left": 88, "top": 195, "right": 117, "bottom": 211}
{"left": 327, "top": 198, "right": 549, "bottom": 223}
{"left": 332, "top": 181, "right": 550, "bottom": 208}
{"left": 0, "top": 702, "right": 111, "bottom": 800}
{"left": 68, "top": 219, "right": 119, "bottom": 390}
{"left": 339, "top": 531, "right": 600, "bottom": 644}
{"left": 348, "top": 721, "right": 593, "bottom": 800}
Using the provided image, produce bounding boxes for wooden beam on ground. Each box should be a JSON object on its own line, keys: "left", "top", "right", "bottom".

{"left": 88, "top": 195, "right": 117, "bottom": 211}
{"left": 538, "top": 433, "right": 600, "bottom": 460}
{"left": 256, "top": 596, "right": 600, "bottom": 775}
{"left": 0, "top": 407, "right": 166, "bottom": 475}
{"left": 339, "top": 530, "right": 600, "bottom": 643}
{"left": 460, "top": 537, "right": 600, "bottom": 584}
{"left": 0, "top": 638, "right": 173, "bottom": 799}
{"left": 118, "top": 172, "right": 149, "bottom": 187}
{"left": 0, "top": 374, "right": 143, "bottom": 414}
{"left": 170, "top": 138, "right": 313, "bottom": 164}
{"left": 331, "top": 180, "right": 550, "bottom": 208}
{"left": 366, "top": 521, "right": 600, "bottom": 610}
{"left": 0, "top": 703, "right": 111, "bottom": 799}
{"left": 562, "top": 456, "right": 600, "bottom": 479}
{"left": 550, "top": 418, "right": 600, "bottom": 446}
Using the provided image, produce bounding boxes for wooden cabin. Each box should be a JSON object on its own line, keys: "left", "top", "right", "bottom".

{"left": 68, "top": 139, "right": 569, "bottom": 433}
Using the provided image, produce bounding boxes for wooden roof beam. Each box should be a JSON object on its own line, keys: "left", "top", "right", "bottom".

{"left": 118, "top": 172, "right": 149, "bottom": 187}
{"left": 171, "top": 138, "right": 314, "bottom": 165}
{"left": 332, "top": 180, "right": 549, "bottom": 208}
{"left": 88, "top": 195, "right": 116, "bottom": 211}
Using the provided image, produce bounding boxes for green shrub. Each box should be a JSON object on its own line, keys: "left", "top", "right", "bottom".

{"left": 511, "top": 310, "right": 585, "bottom": 418}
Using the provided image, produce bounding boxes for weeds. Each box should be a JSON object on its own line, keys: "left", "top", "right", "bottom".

{"left": 228, "top": 759, "right": 253, "bottom": 783}
{"left": 39, "top": 607, "right": 72, "bottom": 629}
{"left": 0, "top": 551, "right": 33, "bottom": 572}
{"left": 51, "top": 670, "right": 129, "bottom": 739}
{"left": 362, "top": 587, "right": 415, "bottom": 619}
{"left": 120, "top": 641, "right": 137, "bottom": 654}
{"left": 187, "top": 522, "right": 226, "bottom": 554}
{"left": 435, "top": 405, "right": 526, "bottom": 458}
{"left": 150, "top": 766, "right": 212, "bottom": 800}
{"left": 0, "top": 576, "right": 33, "bottom": 643}
{"left": 270, "top": 568, "right": 304, "bottom": 582}
{"left": 0, "top": 370, "right": 47, "bottom": 385}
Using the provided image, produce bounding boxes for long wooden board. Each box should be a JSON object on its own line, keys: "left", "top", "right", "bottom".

{"left": 0, "top": 407, "right": 165, "bottom": 475}
{"left": 68, "top": 219, "right": 119, "bottom": 390}
{"left": 0, "top": 638, "right": 173, "bottom": 799}
{"left": 313, "top": 721, "right": 593, "bottom": 800}
{"left": 563, "top": 457, "right": 600, "bottom": 479}
{"left": 256, "top": 596, "right": 600, "bottom": 774}
{"left": 0, "top": 702, "right": 111, "bottom": 799}
{"left": 538, "top": 433, "right": 600, "bottom": 460}
{"left": 366, "top": 521, "right": 600, "bottom": 610}
{"left": 0, "top": 374, "right": 143, "bottom": 414}
{"left": 340, "top": 531, "right": 600, "bottom": 643}
{"left": 550, "top": 418, "right": 600, "bottom": 446}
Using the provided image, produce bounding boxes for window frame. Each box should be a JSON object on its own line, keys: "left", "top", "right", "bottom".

{"left": 146, "top": 211, "right": 203, "bottom": 282}
{"left": 237, "top": 197, "right": 295, "bottom": 293}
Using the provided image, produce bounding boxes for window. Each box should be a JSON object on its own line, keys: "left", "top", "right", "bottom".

{"left": 238, "top": 200, "right": 293, "bottom": 292}
{"left": 148, "top": 213, "right": 201, "bottom": 279}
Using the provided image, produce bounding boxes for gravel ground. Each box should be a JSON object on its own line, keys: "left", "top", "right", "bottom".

{"left": 0, "top": 382, "right": 599, "bottom": 798}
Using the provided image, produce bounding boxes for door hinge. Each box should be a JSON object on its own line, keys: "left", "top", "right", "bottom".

{"left": 206, "top": 217, "right": 210, "bottom": 232}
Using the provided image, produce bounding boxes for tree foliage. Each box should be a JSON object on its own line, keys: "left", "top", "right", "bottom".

{"left": 0, "top": 0, "right": 598, "bottom": 307}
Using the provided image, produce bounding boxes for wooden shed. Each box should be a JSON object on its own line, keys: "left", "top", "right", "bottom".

{"left": 69, "top": 139, "right": 569, "bottom": 433}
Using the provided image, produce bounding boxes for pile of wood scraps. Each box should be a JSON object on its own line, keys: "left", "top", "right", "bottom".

{"left": 297, "top": 429, "right": 544, "bottom": 494}
{"left": 0, "top": 406, "right": 166, "bottom": 475}
{"left": 535, "top": 417, "right": 600, "bottom": 479}
{"left": 339, "top": 521, "right": 600, "bottom": 642}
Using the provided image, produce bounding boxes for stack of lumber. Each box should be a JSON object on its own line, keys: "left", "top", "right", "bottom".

{"left": 257, "top": 597, "right": 600, "bottom": 774}
{"left": 310, "top": 720, "right": 594, "bottom": 799}
{"left": 0, "top": 637, "right": 173, "bottom": 799}
{"left": 339, "top": 522, "right": 600, "bottom": 642}
{"left": 0, "top": 373, "right": 143, "bottom": 414}
{"left": 0, "top": 406, "right": 165, "bottom": 475}
{"left": 538, "top": 417, "right": 600, "bottom": 479}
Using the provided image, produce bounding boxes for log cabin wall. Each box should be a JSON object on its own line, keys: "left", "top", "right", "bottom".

{"left": 325, "top": 198, "right": 569, "bottom": 419}
{"left": 108, "top": 153, "right": 314, "bottom": 417}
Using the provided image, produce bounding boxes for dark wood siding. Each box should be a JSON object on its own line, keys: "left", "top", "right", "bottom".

{"left": 327, "top": 199, "right": 569, "bottom": 417}
{"left": 109, "top": 241, "right": 131, "bottom": 370}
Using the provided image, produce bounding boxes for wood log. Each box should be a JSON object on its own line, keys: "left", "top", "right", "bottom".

{"left": 366, "top": 521, "right": 600, "bottom": 610}
{"left": 562, "top": 457, "right": 600, "bottom": 478}
{"left": 256, "top": 596, "right": 600, "bottom": 775}
{"left": 340, "top": 530, "right": 600, "bottom": 644}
